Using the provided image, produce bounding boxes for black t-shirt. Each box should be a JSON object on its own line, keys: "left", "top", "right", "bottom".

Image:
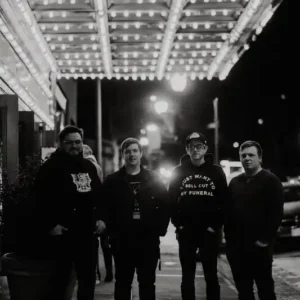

{"left": 127, "top": 172, "right": 142, "bottom": 222}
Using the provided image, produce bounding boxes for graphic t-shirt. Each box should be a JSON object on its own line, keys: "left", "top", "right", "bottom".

{"left": 127, "top": 172, "right": 142, "bottom": 222}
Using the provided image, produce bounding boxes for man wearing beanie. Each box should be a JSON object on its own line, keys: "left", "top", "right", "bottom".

{"left": 169, "top": 132, "right": 228, "bottom": 300}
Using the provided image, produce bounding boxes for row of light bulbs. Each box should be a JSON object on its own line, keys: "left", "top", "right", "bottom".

{"left": 57, "top": 72, "right": 208, "bottom": 81}
{"left": 219, "top": 3, "right": 276, "bottom": 81}
{"left": 41, "top": 21, "right": 233, "bottom": 34}
{"left": 58, "top": 58, "right": 209, "bottom": 72}
{"left": 55, "top": 41, "right": 222, "bottom": 51}
{"left": 40, "top": 22, "right": 231, "bottom": 32}
{"left": 45, "top": 9, "right": 236, "bottom": 19}
{"left": 56, "top": 56, "right": 208, "bottom": 67}
{"left": 0, "top": 19, "right": 53, "bottom": 99}
{"left": 47, "top": 37, "right": 227, "bottom": 50}
{"left": 207, "top": 0, "right": 262, "bottom": 79}
{"left": 0, "top": 64, "right": 54, "bottom": 128}
{"left": 10, "top": 0, "right": 59, "bottom": 126}
{"left": 41, "top": 0, "right": 240, "bottom": 5}
{"left": 14, "top": 0, "right": 57, "bottom": 72}
{"left": 60, "top": 63, "right": 209, "bottom": 73}
{"left": 48, "top": 41, "right": 226, "bottom": 53}
{"left": 110, "top": 21, "right": 233, "bottom": 29}
{"left": 50, "top": 42, "right": 222, "bottom": 59}
{"left": 54, "top": 50, "right": 216, "bottom": 63}
{"left": 43, "top": 0, "right": 76, "bottom": 5}
{"left": 42, "top": 0, "right": 159, "bottom": 5}
{"left": 168, "top": 64, "right": 209, "bottom": 71}
{"left": 56, "top": 51, "right": 214, "bottom": 64}
{"left": 212, "top": 0, "right": 262, "bottom": 79}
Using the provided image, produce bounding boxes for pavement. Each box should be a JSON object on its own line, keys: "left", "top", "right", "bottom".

{"left": 89, "top": 225, "right": 300, "bottom": 300}
{"left": 88, "top": 224, "right": 237, "bottom": 300}
{"left": 1, "top": 225, "right": 300, "bottom": 299}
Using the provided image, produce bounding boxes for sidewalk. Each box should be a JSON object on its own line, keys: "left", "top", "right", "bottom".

{"left": 218, "top": 253, "right": 300, "bottom": 300}
{"left": 161, "top": 226, "right": 300, "bottom": 300}
{"left": 160, "top": 223, "right": 178, "bottom": 255}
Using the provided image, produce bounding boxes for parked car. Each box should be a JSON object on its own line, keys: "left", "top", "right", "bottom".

{"left": 277, "top": 181, "right": 300, "bottom": 239}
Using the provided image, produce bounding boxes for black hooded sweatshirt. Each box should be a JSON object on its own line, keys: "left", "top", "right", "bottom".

{"left": 31, "top": 149, "right": 104, "bottom": 238}
{"left": 169, "top": 159, "right": 228, "bottom": 233}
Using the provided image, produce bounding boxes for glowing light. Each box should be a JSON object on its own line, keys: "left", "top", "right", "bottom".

{"left": 140, "top": 137, "right": 149, "bottom": 146}
{"left": 160, "top": 167, "right": 173, "bottom": 179}
{"left": 170, "top": 74, "right": 187, "bottom": 92}
{"left": 146, "top": 124, "right": 158, "bottom": 132}
{"left": 150, "top": 95, "right": 157, "bottom": 102}
{"left": 258, "top": 118, "right": 264, "bottom": 125}
{"left": 154, "top": 100, "right": 168, "bottom": 114}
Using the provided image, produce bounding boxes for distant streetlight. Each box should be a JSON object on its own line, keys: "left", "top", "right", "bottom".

{"left": 233, "top": 142, "right": 239, "bottom": 148}
{"left": 170, "top": 74, "right": 187, "bottom": 92}
{"left": 150, "top": 95, "right": 157, "bottom": 102}
{"left": 146, "top": 123, "right": 158, "bottom": 132}
{"left": 140, "top": 137, "right": 149, "bottom": 146}
{"left": 154, "top": 100, "right": 168, "bottom": 114}
{"left": 258, "top": 118, "right": 264, "bottom": 125}
{"left": 160, "top": 167, "right": 173, "bottom": 179}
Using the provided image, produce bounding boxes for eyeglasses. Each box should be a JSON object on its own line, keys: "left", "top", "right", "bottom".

{"left": 63, "top": 140, "right": 82, "bottom": 145}
{"left": 188, "top": 144, "right": 206, "bottom": 151}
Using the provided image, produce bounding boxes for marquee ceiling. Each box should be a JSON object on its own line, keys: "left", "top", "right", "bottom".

{"left": 1, "top": 0, "right": 283, "bottom": 81}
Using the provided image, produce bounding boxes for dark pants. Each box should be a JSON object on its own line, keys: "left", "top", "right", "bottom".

{"left": 50, "top": 235, "right": 98, "bottom": 300}
{"left": 111, "top": 234, "right": 160, "bottom": 300}
{"left": 226, "top": 241, "right": 276, "bottom": 300}
{"left": 100, "top": 233, "right": 113, "bottom": 275}
{"left": 178, "top": 230, "right": 220, "bottom": 300}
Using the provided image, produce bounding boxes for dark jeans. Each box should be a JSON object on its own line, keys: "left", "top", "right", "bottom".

{"left": 111, "top": 234, "right": 160, "bottom": 300}
{"left": 226, "top": 241, "right": 276, "bottom": 300}
{"left": 50, "top": 235, "right": 98, "bottom": 300}
{"left": 178, "top": 229, "right": 220, "bottom": 300}
{"left": 100, "top": 233, "right": 113, "bottom": 275}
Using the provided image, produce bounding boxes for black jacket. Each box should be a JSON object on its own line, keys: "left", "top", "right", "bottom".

{"left": 169, "top": 160, "right": 228, "bottom": 232}
{"left": 102, "top": 166, "right": 170, "bottom": 238}
{"left": 224, "top": 169, "right": 283, "bottom": 245}
{"left": 31, "top": 150, "right": 104, "bottom": 236}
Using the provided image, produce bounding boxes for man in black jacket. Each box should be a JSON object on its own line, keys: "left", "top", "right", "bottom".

{"left": 224, "top": 140, "right": 283, "bottom": 300}
{"left": 169, "top": 132, "right": 228, "bottom": 300}
{"left": 31, "top": 125, "right": 106, "bottom": 300}
{"left": 102, "top": 137, "right": 170, "bottom": 300}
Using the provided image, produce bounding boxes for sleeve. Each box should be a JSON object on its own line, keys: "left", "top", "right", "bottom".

{"left": 97, "top": 175, "right": 114, "bottom": 231}
{"left": 154, "top": 176, "right": 170, "bottom": 237}
{"left": 168, "top": 168, "right": 182, "bottom": 229}
{"left": 258, "top": 175, "right": 284, "bottom": 244}
{"left": 223, "top": 180, "right": 235, "bottom": 241}
{"left": 30, "top": 162, "right": 62, "bottom": 233}
{"left": 208, "top": 166, "right": 229, "bottom": 231}
{"left": 92, "top": 168, "right": 107, "bottom": 223}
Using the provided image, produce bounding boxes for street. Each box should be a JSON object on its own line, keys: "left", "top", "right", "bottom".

{"left": 1, "top": 237, "right": 299, "bottom": 299}
{"left": 92, "top": 224, "right": 237, "bottom": 300}
{"left": 90, "top": 225, "right": 300, "bottom": 300}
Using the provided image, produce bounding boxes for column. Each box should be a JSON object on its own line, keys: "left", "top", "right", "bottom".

{"left": 96, "top": 78, "right": 102, "bottom": 167}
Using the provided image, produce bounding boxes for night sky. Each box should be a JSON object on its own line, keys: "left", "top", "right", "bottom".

{"left": 78, "top": 0, "right": 292, "bottom": 179}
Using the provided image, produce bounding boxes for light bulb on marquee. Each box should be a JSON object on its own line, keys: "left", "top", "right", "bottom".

{"left": 170, "top": 74, "right": 187, "bottom": 92}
